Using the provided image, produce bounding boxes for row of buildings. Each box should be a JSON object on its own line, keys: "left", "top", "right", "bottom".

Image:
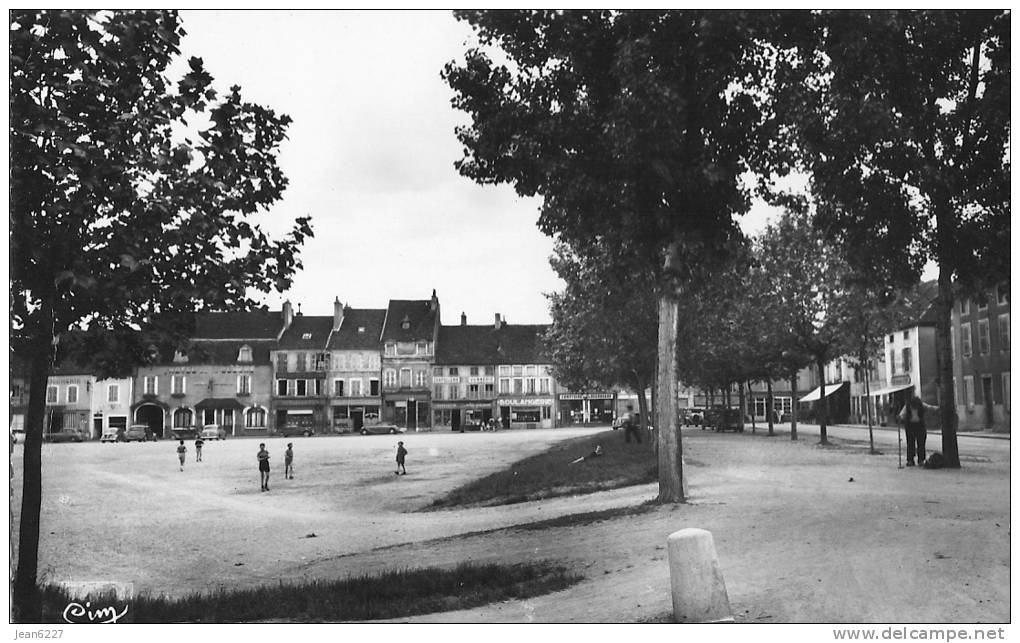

{"left": 11, "top": 292, "right": 640, "bottom": 439}
{"left": 681, "top": 280, "right": 1011, "bottom": 433}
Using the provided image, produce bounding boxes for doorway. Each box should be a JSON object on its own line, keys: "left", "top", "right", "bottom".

{"left": 452, "top": 409, "right": 461, "bottom": 432}
{"left": 351, "top": 409, "right": 364, "bottom": 432}
{"left": 407, "top": 400, "right": 418, "bottom": 430}
{"left": 500, "top": 406, "right": 510, "bottom": 429}
{"left": 982, "top": 377, "right": 994, "bottom": 428}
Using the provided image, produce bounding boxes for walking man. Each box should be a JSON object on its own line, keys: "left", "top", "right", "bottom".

{"left": 622, "top": 405, "right": 643, "bottom": 444}
{"left": 284, "top": 442, "right": 294, "bottom": 479}
{"left": 257, "top": 443, "right": 271, "bottom": 491}
{"left": 395, "top": 441, "right": 407, "bottom": 475}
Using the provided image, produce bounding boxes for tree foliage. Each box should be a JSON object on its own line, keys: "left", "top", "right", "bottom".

{"left": 9, "top": 10, "right": 311, "bottom": 620}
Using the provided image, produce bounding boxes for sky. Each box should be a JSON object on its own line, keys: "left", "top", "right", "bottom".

{"left": 176, "top": 10, "right": 784, "bottom": 325}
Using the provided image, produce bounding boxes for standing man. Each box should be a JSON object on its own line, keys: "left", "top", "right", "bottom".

{"left": 395, "top": 441, "right": 407, "bottom": 475}
{"left": 284, "top": 443, "right": 294, "bottom": 479}
{"left": 898, "top": 393, "right": 938, "bottom": 467}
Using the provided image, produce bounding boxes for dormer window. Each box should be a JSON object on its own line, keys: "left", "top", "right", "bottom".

{"left": 172, "top": 350, "right": 189, "bottom": 364}
{"left": 401, "top": 315, "right": 411, "bottom": 330}
{"left": 238, "top": 345, "right": 253, "bottom": 363}
{"left": 302, "top": 332, "right": 313, "bottom": 340}
{"left": 358, "top": 326, "right": 365, "bottom": 333}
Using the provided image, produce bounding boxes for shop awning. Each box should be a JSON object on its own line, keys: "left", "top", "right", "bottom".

{"left": 867, "top": 383, "right": 914, "bottom": 397}
{"left": 799, "top": 381, "right": 847, "bottom": 403}
{"left": 194, "top": 398, "right": 245, "bottom": 410}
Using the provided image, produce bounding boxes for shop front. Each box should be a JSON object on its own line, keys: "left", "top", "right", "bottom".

{"left": 272, "top": 401, "right": 326, "bottom": 434}
{"left": 433, "top": 402, "right": 494, "bottom": 431}
{"left": 383, "top": 394, "right": 431, "bottom": 431}
{"left": 497, "top": 397, "right": 554, "bottom": 429}
{"left": 331, "top": 401, "right": 382, "bottom": 433}
{"left": 558, "top": 392, "right": 616, "bottom": 426}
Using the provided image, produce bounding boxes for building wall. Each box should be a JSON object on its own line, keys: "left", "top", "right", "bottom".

{"left": 431, "top": 364, "right": 497, "bottom": 431}
{"left": 42, "top": 374, "right": 95, "bottom": 437}
{"left": 92, "top": 377, "right": 134, "bottom": 439}
{"left": 270, "top": 349, "right": 329, "bottom": 433}
{"left": 381, "top": 341, "right": 434, "bottom": 429}
{"left": 953, "top": 286, "right": 1010, "bottom": 432}
{"left": 327, "top": 350, "right": 382, "bottom": 433}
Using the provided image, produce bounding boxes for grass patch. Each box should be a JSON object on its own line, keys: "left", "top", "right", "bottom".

{"left": 427, "top": 430, "right": 656, "bottom": 509}
{"left": 33, "top": 561, "right": 581, "bottom": 623}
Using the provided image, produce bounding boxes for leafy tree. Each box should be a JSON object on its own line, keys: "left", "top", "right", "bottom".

{"left": 444, "top": 10, "right": 803, "bottom": 501}
{"left": 543, "top": 242, "right": 658, "bottom": 436}
{"left": 10, "top": 10, "right": 311, "bottom": 620}
{"left": 783, "top": 10, "right": 1009, "bottom": 466}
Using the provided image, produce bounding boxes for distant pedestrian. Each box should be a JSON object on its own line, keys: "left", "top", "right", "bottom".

{"left": 176, "top": 440, "right": 186, "bottom": 471}
{"left": 194, "top": 436, "right": 204, "bottom": 462}
{"left": 395, "top": 441, "right": 407, "bottom": 475}
{"left": 623, "top": 406, "right": 643, "bottom": 444}
{"left": 285, "top": 443, "right": 294, "bottom": 479}
{"left": 898, "top": 394, "right": 938, "bottom": 467}
{"left": 257, "top": 443, "right": 271, "bottom": 491}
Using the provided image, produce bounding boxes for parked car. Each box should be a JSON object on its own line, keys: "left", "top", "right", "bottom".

{"left": 100, "top": 427, "right": 124, "bottom": 443}
{"left": 457, "top": 419, "right": 484, "bottom": 433}
{"left": 123, "top": 424, "right": 155, "bottom": 442}
{"left": 200, "top": 424, "right": 227, "bottom": 440}
{"left": 360, "top": 424, "right": 405, "bottom": 435}
{"left": 706, "top": 408, "right": 743, "bottom": 433}
{"left": 170, "top": 427, "right": 199, "bottom": 440}
{"left": 280, "top": 424, "right": 315, "bottom": 437}
{"left": 44, "top": 428, "right": 85, "bottom": 443}
{"left": 684, "top": 408, "right": 705, "bottom": 427}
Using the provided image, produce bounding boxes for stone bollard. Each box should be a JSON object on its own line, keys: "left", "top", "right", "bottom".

{"left": 667, "top": 528, "right": 733, "bottom": 623}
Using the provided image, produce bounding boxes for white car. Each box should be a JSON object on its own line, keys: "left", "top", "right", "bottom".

{"left": 200, "top": 425, "right": 227, "bottom": 440}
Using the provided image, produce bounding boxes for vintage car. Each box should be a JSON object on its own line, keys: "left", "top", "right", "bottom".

{"left": 200, "top": 424, "right": 227, "bottom": 440}
{"left": 360, "top": 424, "right": 406, "bottom": 435}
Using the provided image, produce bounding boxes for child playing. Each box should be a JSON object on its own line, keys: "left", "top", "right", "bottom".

{"left": 176, "top": 440, "right": 186, "bottom": 471}
{"left": 570, "top": 444, "right": 604, "bottom": 465}
{"left": 395, "top": 441, "right": 407, "bottom": 475}
{"left": 195, "top": 436, "right": 204, "bottom": 462}
{"left": 284, "top": 443, "right": 294, "bottom": 479}
{"left": 257, "top": 443, "right": 271, "bottom": 491}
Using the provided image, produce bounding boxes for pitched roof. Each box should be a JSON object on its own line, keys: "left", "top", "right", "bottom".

{"left": 187, "top": 340, "right": 274, "bottom": 365}
{"left": 327, "top": 308, "right": 386, "bottom": 351}
{"left": 381, "top": 300, "right": 439, "bottom": 342}
{"left": 276, "top": 315, "right": 333, "bottom": 350}
{"left": 435, "top": 325, "right": 499, "bottom": 365}
{"left": 192, "top": 310, "right": 284, "bottom": 340}
{"left": 495, "top": 324, "right": 551, "bottom": 364}
{"left": 898, "top": 280, "right": 940, "bottom": 329}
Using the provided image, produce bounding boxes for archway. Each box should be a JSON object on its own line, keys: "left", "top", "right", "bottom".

{"left": 134, "top": 404, "right": 166, "bottom": 438}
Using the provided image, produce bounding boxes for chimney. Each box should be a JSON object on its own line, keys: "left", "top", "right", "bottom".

{"left": 494, "top": 313, "right": 502, "bottom": 330}
{"left": 461, "top": 312, "right": 467, "bottom": 326}
{"left": 334, "top": 296, "right": 344, "bottom": 331}
{"left": 283, "top": 300, "right": 294, "bottom": 329}
{"left": 296, "top": 303, "right": 303, "bottom": 316}
{"left": 430, "top": 289, "right": 438, "bottom": 312}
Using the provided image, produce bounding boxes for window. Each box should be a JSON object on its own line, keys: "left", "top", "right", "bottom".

{"left": 315, "top": 379, "right": 323, "bottom": 396}
{"left": 245, "top": 407, "right": 266, "bottom": 428}
{"left": 978, "top": 297, "right": 988, "bottom": 311}
{"left": 385, "top": 343, "right": 396, "bottom": 356}
{"left": 999, "top": 314, "right": 1010, "bottom": 350}
{"left": 108, "top": 384, "right": 120, "bottom": 403}
{"left": 144, "top": 376, "right": 158, "bottom": 395}
{"left": 1003, "top": 373, "right": 1011, "bottom": 414}
{"left": 978, "top": 319, "right": 990, "bottom": 354}
{"left": 315, "top": 353, "right": 329, "bottom": 371}
{"left": 370, "top": 379, "right": 379, "bottom": 396}
{"left": 889, "top": 350, "right": 897, "bottom": 375}
{"left": 888, "top": 334, "right": 894, "bottom": 343}
{"left": 525, "top": 365, "right": 536, "bottom": 376}
{"left": 334, "top": 379, "right": 344, "bottom": 396}
{"left": 434, "top": 385, "right": 444, "bottom": 400}
{"left": 512, "top": 365, "right": 524, "bottom": 376}
{"left": 384, "top": 370, "right": 396, "bottom": 387}
{"left": 470, "top": 366, "right": 479, "bottom": 376}
{"left": 499, "top": 378, "right": 510, "bottom": 394}
{"left": 540, "top": 378, "right": 550, "bottom": 394}
{"left": 484, "top": 366, "right": 493, "bottom": 376}
{"left": 484, "top": 383, "right": 494, "bottom": 395}
{"left": 416, "top": 370, "right": 427, "bottom": 387}
{"left": 302, "top": 332, "right": 313, "bottom": 340}
{"left": 238, "top": 374, "right": 251, "bottom": 395}
{"left": 964, "top": 376, "right": 975, "bottom": 409}
{"left": 46, "top": 385, "right": 58, "bottom": 404}
{"left": 997, "top": 283, "right": 1009, "bottom": 305}
{"left": 399, "top": 368, "right": 411, "bottom": 387}
{"left": 498, "top": 365, "right": 511, "bottom": 376}
{"left": 961, "top": 323, "right": 972, "bottom": 357}
{"left": 433, "top": 367, "right": 443, "bottom": 376}
{"left": 903, "top": 330, "right": 910, "bottom": 340}
{"left": 542, "top": 406, "right": 551, "bottom": 420}
{"left": 449, "top": 367, "right": 459, "bottom": 376}
{"left": 296, "top": 380, "right": 307, "bottom": 396}
{"left": 417, "top": 342, "right": 427, "bottom": 354}
{"left": 172, "top": 375, "right": 186, "bottom": 395}
{"left": 276, "top": 354, "right": 288, "bottom": 372}
{"left": 469, "top": 384, "right": 479, "bottom": 399}
{"left": 349, "top": 379, "right": 362, "bottom": 397}
{"left": 296, "top": 353, "right": 307, "bottom": 371}
{"left": 901, "top": 348, "right": 911, "bottom": 374}
{"left": 961, "top": 298, "right": 970, "bottom": 315}
{"left": 238, "top": 345, "right": 253, "bottom": 362}
{"left": 277, "top": 379, "right": 288, "bottom": 396}
{"left": 66, "top": 385, "right": 78, "bottom": 404}
{"left": 173, "top": 408, "right": 193, "bottom": 428}
{"left": 526, "top": 378, "right": 536, "bottom": 394}
{"left": 513, "top": 379, "right": 524, "bottom": 394}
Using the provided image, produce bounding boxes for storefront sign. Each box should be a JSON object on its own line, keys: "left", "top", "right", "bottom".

{"left": 558, "top": 393, "right": 615, "bottom": 400}
{"left": 499, "top": 398, "right": 553, "bottom": 406}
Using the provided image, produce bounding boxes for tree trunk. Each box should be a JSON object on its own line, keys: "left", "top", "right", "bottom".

{"left": 738, "top": 380, "right": 747, "bottom": 432}
{"left": 790, "top": 374, "right": 799, "bottom": 441}
{"left": 817, "top": 358, "right": 829, "bottom": 444}
{"left": 934, "top": 265, "right": 961, "bottom": 467}
{"left": 13, "top": 304, "right": 56, "bottom": 622}
{"left": 766, "top": 379, "right": 775, "bottom": 436}
{"left": 746, "top": 380, "right": 755, "bottom": 433}
{"left": 649, "top": 373, "right": 658, "bottom": 455}
{"left": 635, "top": 376, "right": 652, "bottom": 453}
{"left": 656, "top": 293, "right": 684, "bottom": 502}
{"left": 863, "top": 351, "right": 876, "bottom": 454}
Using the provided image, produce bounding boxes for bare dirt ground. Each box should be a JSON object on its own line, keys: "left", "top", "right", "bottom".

{"left": 9, "top": 423, "right": 1010, "bottom": 623}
